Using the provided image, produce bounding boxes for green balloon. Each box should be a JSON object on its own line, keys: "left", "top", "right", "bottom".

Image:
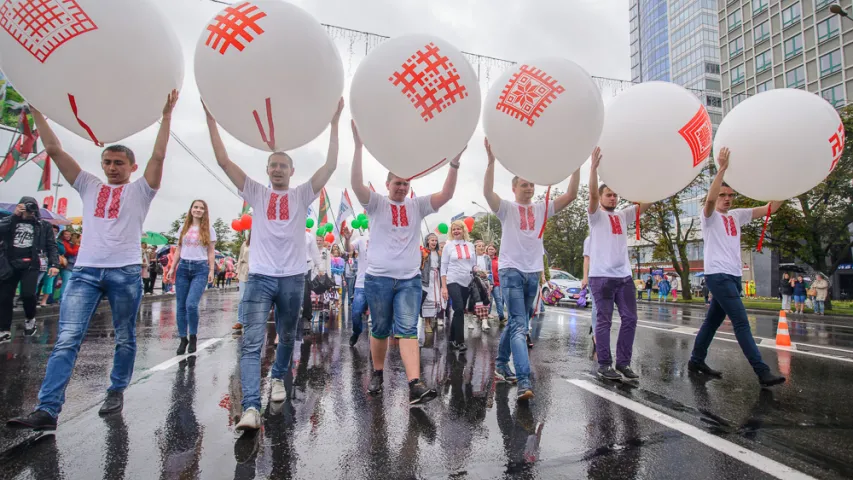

{"left": 306, "top": 218, "right": 315, "bottom": 228}
{"left": 362, "top": 219, "right": 368, "bottom": 229}
{"left": 325, "top": 224, "right": 334, "bottom": 234}
{"left": 351, "top": 219, "right": 362, "bottom": 230}
{"left": 316, "top": 229, "right": 323, "bottom": 237}
{"left": 357, "top": 213, "right": 367, "bottom": 222}
{"left": 438, "top": 223, "right": 448, "bottom": 234}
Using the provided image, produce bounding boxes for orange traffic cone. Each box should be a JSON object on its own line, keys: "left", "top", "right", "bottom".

{"left": 776, "top": 310, "right": 792, "bottom": 347}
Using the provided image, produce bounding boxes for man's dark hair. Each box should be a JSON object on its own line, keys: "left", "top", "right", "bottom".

{"left": 599, "top": 184, "right": 610, "bottom": 195}
{"left": 102, "top": 145, "right": 136, "bottom": 164}
{"left": 721, "top": 182, "right": 731, "bottom": 189}
{"left": 268, "top": 152, "right": 293, "bottom": 168}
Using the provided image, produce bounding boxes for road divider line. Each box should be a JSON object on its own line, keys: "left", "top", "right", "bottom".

{"left": 149, "top": 338, "right": 223, "bottom": 372}
{"left": 567, "top": 379, "right": 817, "bottom": 480}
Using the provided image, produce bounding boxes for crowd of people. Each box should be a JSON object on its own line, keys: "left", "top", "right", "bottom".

{"left": 0, "top": 92, "right": 787, "bottom": 438}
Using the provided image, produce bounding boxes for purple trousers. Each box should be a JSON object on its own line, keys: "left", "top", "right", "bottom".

{"left": 590, "top": 276, "right": 638, "bottom": 367}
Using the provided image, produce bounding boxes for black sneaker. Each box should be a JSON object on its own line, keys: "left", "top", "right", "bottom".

{"left": 368, "top": 371, "right": 383, "bottom": 395}
{"left": 687, "top": 360, "right": 722, "bottom": 378}
{"left": 188, "top": 335, "right": 197, "bottom": 354}
{"left": 177, "top": 337, "right": 188, "bottom": 356}
{"left": 0, "top": 331, "right": 11, "bottom": 344}
{"left": 597, "top": 365, "right": 622, "bottom": 381}
{"left": 6, "top": 410, "right": 57, "bottom": 431}
{"left": 615, "top": 365, "right": 639, "bottom": 380}
{"left": 456, "top": 342, "right": 468, "bottom": 352}
{"left": 349, "top": 332, "right": 359, "bottom": 347}
{"left": 494, "top": 365, "right": 518, "bottom": 384}
{"left": 758, "top": 371, "right": 786, "bottom": 387}
{"left": 527, "top": 334, "right": 534, "bottom": 349}
{"left": 408, "top": 380, "right": 438, "bottom": 406}
{"left": 24, "top": 325, "right": 37, "bottom": 337}
{"left": 98, "top": 391, "right": 123, "bottom": 416}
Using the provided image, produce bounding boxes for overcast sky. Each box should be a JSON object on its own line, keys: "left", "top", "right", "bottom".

{"left": 2, "top": 0, "right": 630, "bottom": 235}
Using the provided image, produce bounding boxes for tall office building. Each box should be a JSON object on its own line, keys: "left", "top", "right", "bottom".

{"left": 718, "top": 0, "right": 848, "bottom": 112}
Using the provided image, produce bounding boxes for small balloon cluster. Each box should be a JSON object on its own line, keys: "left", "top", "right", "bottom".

{"left": 231, "top": 214, "right": 252, "bottom": 232}
{"left": 436, "top": 216, "right": 475, "bottom": 235}
{"left": 350, "top": 213, "right": 369, "bottom": 230}
{"left": 310, "top": 220, "right": 336, "bottom": 243}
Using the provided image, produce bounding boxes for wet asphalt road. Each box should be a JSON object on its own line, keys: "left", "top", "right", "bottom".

{"left": 1, "top": 291, "right": 852, "bottom": 479}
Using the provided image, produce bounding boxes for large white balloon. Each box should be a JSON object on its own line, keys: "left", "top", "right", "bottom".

{"left": 483, "top": 58, "right": 603, "bottom": 185}
{"left": 713, "top": 89, "right": 843, "bottom": 201}
{"left": 195, "top": 0, "right": 343, "bottom": 152}
{"left": 350, "top": 34, "right": 480, "bottom": 179}
{"left": 597, "top": 82, "right": 712, "bottom": 203}
{"left": 0, "top": 0, "right": 183, "bottom": 144}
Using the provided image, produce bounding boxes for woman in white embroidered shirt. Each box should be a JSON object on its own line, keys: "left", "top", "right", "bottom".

{"left": 167, "top": 200, "right": 216, "bottom": 356}
{"left": 441, "top": 220, "right": 477, "bottom": 351}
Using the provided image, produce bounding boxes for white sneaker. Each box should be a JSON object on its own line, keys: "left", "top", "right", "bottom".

{"left": 468, "top": 319, "right": 475, "bottom": 329}
{"left": 481, "top": 319, "right": 490, "bottom": 331}
{"left": 270, "top": 379, "right": 286, "bottom": 402}
{"left": 0, "top": 331, "right": 10, "bottom": 343}
{"left": 236, "top": 407, "right": 261, "bottom": 431}
{"left": 438, "top": 319, "right": 444, "bottom": 327}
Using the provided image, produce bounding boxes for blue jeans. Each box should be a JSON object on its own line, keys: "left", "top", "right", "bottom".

{"left": 345, "top": 276, "right": 356, "bottom": 304}
{"left": 236, "top": 282, "right": 246, "bottom": 324}
{"left": 239, "top": 273, "right": 304, "bottom": 411}
{"left": 351, "top": 287, "right": 367, "bottom": 336}
{"left": 59, "top": 268, "right": 73, "bottom": 299}
{"left": 491, "top": 283, "right": 505, "bottom": 319}
{"left": 37, "top": 265, "right": 143, "bottom": 418}
{"left": 364, "top": 274, "right": 422, "bottom": 339}
{"left": 175, "top": 259, "right": 208, "bottom": 337}
{"left": 815, "top": 299, "right": 825, "bottom": 314}
{"left": 239, "top": 273, "right": 304, "bottom": 409}
{"left": 496, "top": 268, "right": 539, "bottom": 389}
{"left": 691, "top": 273, "right": 769, "bottom": 375}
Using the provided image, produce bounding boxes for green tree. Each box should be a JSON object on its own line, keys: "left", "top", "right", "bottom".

{"left": 538, "top": 186, "right": 589, "bottom": 277}
{"left": 212, "top": 218, "right": 231, "bottom": 251}
{"left": 735, "top": 104, "right": 853, "bottom": 282}
{"left": 165, "top": 212, "right": 186, "bottom": 245}
{"left": 470, "top": 213, "right": 501, "bottom": 246}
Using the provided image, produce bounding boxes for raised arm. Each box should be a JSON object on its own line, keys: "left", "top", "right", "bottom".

{"left": 30, "top": 107, "right": 81, "bottom": 185}
{"left": 350, "top": 121, "right": 371, "bottom": 206}
{"left": 342, "top": 224, "right": 354, "bottom": 254}
{"left": 144, "top": 90, "right": 179, "bottom": 190}
{"left": 752, "top": 201, "right": 783, "bottom": 220}
{"left": 588, "top": 147, "right": 601, "bottom": 214}
{"left": 310, "top": 98, "right": 344, "bottom": 195}
{"left": 553, "top": 168, "right": 581, "bottom": 213}
{"left": 203, "top": 99, "right": 247, "bottom": 191}
{"left": 430, "top": 147, "right": 464, "bottom": 210}
{"left": 483, "top": 138, "right": 501, "bottom": 212}
{"left": 704, "top": 147, "right": 729, "bottom": 218}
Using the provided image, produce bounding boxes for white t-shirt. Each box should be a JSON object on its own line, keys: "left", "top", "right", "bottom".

{"left": 701, "top": 208, "right": 752, "bottom": 276}
{"left": 305, "top": 231, "right": 321, "bottom": 277}
{"left": 475, "top": 254, "right": 490, "bottom": 273}
{"left": 352, "top": 234, "right": 370, "bottom": 289}
{"left": 73, "top": 171, "right": 156, "bottom": 268}
{"left": 496, "top": 199, "right": 555, "bottom": 273}
{"left": 587, "top": 205, "right": 637, "bottom": 278}
{"left": 441, "top": 240, "right": 476, "bottom": 286}
{"left": 583, "top": 236, "right": 590, "bottom": 257}
{"left": 179, "top": 225, "right": 217, "bottom": 261}
{"left": 240, "top": 178, "right": 317, "bottom": 277}
{"left": 363, "top": 192, "right": 435, "bottom": 278}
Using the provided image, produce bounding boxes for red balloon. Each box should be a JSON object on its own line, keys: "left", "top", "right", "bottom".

{"left": 240, "top": 214, "right": 253, "bottom": 230}
{"left": 464, "top": 216, "right": 475, "bottom": 232}
{"left": 231, "top": 219, "right": 243, "bottom": 231}
{"left": 324, "top": 233, "right": 335, "bottom": 243}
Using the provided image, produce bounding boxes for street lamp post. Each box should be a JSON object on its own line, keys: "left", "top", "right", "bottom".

{"left": 471, "top": 201, "right": 491, "bottom": 243}
{"left": 831, "top": 4, "right": 853, "bottom": 22}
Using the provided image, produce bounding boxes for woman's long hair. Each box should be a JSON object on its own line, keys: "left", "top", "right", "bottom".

{"left": 449, "top": 220, "right": 471, "bottom": 241}
{"left": 178, "top": 200, "right": 211, "bottom": 247}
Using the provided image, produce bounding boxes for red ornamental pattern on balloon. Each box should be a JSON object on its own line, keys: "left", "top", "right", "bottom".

{"left": 678, "top": 106, "right": 713, "bottom": 168}
{"left": 828, "top": 121, "right": 845, "bottom": 173}
{"left": 388, "top": 42, "right": 468, "bottom": 122}
{"left": 0, "top": 0, "right": 97, "bottom": 63}
{"left": 496, "top": 65, "right": 565, "bottom": 127}
{"left": 204, "top": 1, "right": 266, "bottom": 55}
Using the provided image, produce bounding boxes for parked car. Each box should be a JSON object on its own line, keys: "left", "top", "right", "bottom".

{"left": 542, "top": 269, "right": 590, "bottom": 307}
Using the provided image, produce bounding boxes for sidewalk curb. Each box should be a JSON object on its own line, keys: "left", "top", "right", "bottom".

{"left": 11, "top": 286, "right": 240, "bottom": 322}
{"left": 638, "top": 299, "right": 852, "bottom": 322}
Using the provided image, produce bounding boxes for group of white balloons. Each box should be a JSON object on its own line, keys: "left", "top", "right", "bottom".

{"left": 0, "top": 0, "right": 843, "bottom": 202}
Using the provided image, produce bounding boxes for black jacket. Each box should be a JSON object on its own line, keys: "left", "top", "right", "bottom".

{"left": 779, "top": 277, "right": 794, "bottom": 295}
{"left": 0, "top": 215, "right": 59, "bottom": 270}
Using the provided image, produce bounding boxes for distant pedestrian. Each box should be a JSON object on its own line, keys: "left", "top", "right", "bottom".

{"left": 792, "top": 274, "right": 806, "bottom": 315}
{"left": 811, "top": 273, "right": 829, "bottom": 315}
{"left": 780, "top": 272, "right": 793, "bottom": 313}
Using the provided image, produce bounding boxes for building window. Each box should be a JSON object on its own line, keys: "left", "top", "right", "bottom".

{"left": 728, "top": 9, "right": 742, "bottom": 31}
{"left": 732, "top": 94, "right": 746, "bottom": 108}
{"left": 820, "top": 49, "right": 842, "bottom": 76}
{"left": 706, "top": 95, "right": 722, "bottom": 108}
{"left": 782, "top": 3, "right": 801, "bottom": 28}
{"left": 755, "top": 50, "right": 772, "bottom": 73}
{"left": 754, "top": 0, "right": 769, "bottom": 14}
{"left": 817, "top": 16, "right": 840, "bottom": 42}
{"left": 815, "top": 0, "right": 834, "bottom": 10}
{"left": 729, "top": 37, "right": 744, "bottom": 58}
{"left": 705, "top": 62, "right": 721, "bottom": 74}
{"left": 756, "top": 79, "right": 774, "bottom": 93}
{"left": 786, "top": 65, "right": 805, "bottom": 88}
{"left": 731, "top": 64, "right": 745, "bottom": 85}
{"left": 754, "top": 21, "right": 771, "bottom": 44}
{"left": 822, "top": 84, "right": 845, "bottom": 108}
{"left": 784, "top": 34, "right": 803, "bottom": 59}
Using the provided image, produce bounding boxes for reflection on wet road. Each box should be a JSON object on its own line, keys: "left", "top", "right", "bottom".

{"left": 1, "top": 291, "right": 852, "bottom": 479}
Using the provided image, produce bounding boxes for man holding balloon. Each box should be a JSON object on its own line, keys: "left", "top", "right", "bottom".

{"left": 687, "top": 148, "right": 786, "bottom": 387}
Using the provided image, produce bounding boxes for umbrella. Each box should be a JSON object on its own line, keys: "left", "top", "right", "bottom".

{"left": 141, "top": 231, "right": 169, "bottom": 246}
{"left": 0, "top": 202, "right": 71, "bottom": 226}
{"left": 156, "top": 246, "right": 172, "bottom": 258}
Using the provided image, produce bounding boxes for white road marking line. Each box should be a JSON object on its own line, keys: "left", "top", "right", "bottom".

{"left": 567, "top": 379, "right": 817, "bottom": 480}
{"left": 149, "top": 338, "right": 223, "bottom": 372}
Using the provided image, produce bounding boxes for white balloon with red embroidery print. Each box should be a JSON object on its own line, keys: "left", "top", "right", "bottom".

{"left": 712, "top": 88, "right": 843, "bottom": 201}
{"left": 195, "top": 0, "right": 343, "bottom": 152}
{"left": 482, "top": 57, "right": 604, "bottom": 185}
{"left": 350, "top": 34, "right": 480, "bottom": 179}
{"left": 596, "top": 81, "right": 713, "bottom": 203}
{"left": 0, "top": 0, "right": 183, "bottom": 144}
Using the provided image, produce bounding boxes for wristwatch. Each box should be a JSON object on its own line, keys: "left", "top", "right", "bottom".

{"left": 449, "top": 162, "right": 460, "bottom": 169}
